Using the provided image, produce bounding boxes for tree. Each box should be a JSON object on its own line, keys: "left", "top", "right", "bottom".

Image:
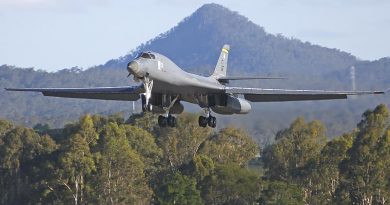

{"left": 78, "top": 114, "right": 99, "bottom": 146}
{"left": 258, "top": 181, "right": 304, "bottom": 205}
{"left": 189, "top": 154, "right": 215, "bottom": 181}
{"left": 157, "top": 113, "right": 213, "bottom": 168}
{"left": 121, "top": 124, "right": 163, "bottom": 176}
{"left": 33, "top": 123, "right": 51, "bottom": 133}
{"left": 0, "top": 124, "right": 57, "bottom": 204}
{"left": 200, "top": 164, "right": 261, "bottom": 205}
{"left": 308, "top": 133, "right": 353, "bottom": 204}
{"left": 262, "top": 117, "right": 326, "bottom": 181}
{"left": 126, "top": 112, "right": 159, "bottom": 134}
{"left": 41, "top": 114, "right": 100, "bottom": 204}
{"left": 199, "top": 126, "right": 259, "bottom": 166}
{"left": 338, "top": 104, "right": 390, "bottom": 205}
{"left": 57, "top": 133, "right": 96, "bottom": 205}
{"left": 95, "top": 122, "right": 152, "bottom": 204}
{"left": 156, "top": 172, "right": 203, "bottom": 205}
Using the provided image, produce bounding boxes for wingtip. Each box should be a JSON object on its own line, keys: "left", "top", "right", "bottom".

{"left": 4, "top": 88, "right": 24, "bottom": 91}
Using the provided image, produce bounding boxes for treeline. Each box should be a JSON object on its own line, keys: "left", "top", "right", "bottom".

{"left": 1, "top": 105, "right": 390, "bottom": 204}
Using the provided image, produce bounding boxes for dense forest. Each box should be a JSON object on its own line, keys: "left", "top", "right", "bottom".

{"left": 1, "top": 104, "right": 389, "bottom": 204}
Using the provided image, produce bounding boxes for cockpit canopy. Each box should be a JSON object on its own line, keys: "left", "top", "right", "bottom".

{"left": 135, "top": 52, "right": 156, "bottom": 59}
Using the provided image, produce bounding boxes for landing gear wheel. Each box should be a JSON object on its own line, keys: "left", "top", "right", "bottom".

{"left": 208, "top": 116, "right": 216, "bottom": 128}
{"left": 167, "top": 115, "right": 177, "bottom": 127}
{"left": 158, "top": 115, "right": 167, "bottom": 127}
{"left": 198, "top": 116, "right": 208, "bottom": 127}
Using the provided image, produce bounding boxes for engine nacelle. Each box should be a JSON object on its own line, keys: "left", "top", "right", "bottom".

{"left": 211, "top": 95, "right": 251, "bottom": 115}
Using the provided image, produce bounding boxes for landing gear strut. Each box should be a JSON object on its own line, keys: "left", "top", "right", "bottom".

{"left": 198, "top": 108, "right": 216, "bottom": 128}
{"left": 157, "top": 95, "right": 180, "bottom": 128}
{"left": 141, "top": 77, "right": 153, "bottom": 112}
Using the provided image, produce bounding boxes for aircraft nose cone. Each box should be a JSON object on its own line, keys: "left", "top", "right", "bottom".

{"left": 127, "top": 61, "right": 143, "bottom": 78}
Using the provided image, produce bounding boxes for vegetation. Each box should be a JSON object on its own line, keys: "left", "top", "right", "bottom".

{"left": 1, "top": 104, "right": 389, "bottom": 204}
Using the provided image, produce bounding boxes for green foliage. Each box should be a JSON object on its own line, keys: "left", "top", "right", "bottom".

{"left": 156, "top": 172, "right": 203, "bottom": 205}
{"left": 1, "top": 105, "right": 390, "bottom": 204}
{"left": 200, "top": 164, "right": 261, "bottom": 205}
{"left": 338, "top": 104, "right": 390, "bottom": 205}
{"left": 157, "top": 113, "right": 213, "bottom": 168}
{"left": 95, "top": 122, "right": 152, "bottom": 204}
{"left": 199, "top": 127, "right": 259, "bottom": 166}
{"left": 121, "top": 124, "right": 163, "bottom": 175}
{"left": 262, "top": 117, "right": 326, "bottom": 181}
{"left": 60, "top": 134, "right": 95, "bottom": 202}
{"left": 0, "top": 125, "right": 57, "bottom": 204}
{"left": 190, "top": 154, "right": 215, "bottom": 181}
{"left": 307, "top": 133, "right": 353, "bottom": 204}
{"left": 258, "top": 181, "right": 304, "bottom": 205}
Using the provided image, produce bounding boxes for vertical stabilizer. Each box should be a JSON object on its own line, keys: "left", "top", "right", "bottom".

{"left": 211, "top": 44, "right": 230, "bottom": 78}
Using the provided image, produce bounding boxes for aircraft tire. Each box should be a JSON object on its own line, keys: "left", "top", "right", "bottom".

{"left": 198, "top": 116, "right": 208, "bottom": 127}
{"left": 167, "top": 115, "right": 176, "bottom": 127}
{"left": 158, "top": 115, "right": 167, "bottom": 127}
{"left": 208, "top": 116, "right": 216, "bottom": 128}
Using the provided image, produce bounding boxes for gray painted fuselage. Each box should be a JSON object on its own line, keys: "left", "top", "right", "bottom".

{"left": 129, "top": 52, "right": 225, "bottom": 105}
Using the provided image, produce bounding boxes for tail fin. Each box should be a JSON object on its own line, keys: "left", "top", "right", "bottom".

{"left": 211, "top": 44, "right": 230, "bottom": 78}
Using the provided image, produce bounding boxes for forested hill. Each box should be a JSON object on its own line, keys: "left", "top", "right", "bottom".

{"left": 1, "top": 3, "right": 389, "bottom": 144}
{"left": 105, "top": 3, "right": 357, "bottom": 77}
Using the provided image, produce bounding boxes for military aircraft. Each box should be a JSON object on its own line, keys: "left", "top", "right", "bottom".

{"left": 6, "top": 45, "right": 388, "bottom": 128}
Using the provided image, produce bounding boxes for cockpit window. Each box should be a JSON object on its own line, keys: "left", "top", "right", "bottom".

{"left": 141, "top": 53, "right": 151, "bottom": 59}
{"left": 136, "top": 52, "right": 156, "bottom": 59}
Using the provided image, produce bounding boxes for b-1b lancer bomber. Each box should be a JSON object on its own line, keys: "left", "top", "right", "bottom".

{"left": 6, "top": 45, "right": 388, "bottom": 128}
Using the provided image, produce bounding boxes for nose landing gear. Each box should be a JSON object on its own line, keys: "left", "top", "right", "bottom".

{"left": 141, "top": 77, "right": 153, "bottom": 112}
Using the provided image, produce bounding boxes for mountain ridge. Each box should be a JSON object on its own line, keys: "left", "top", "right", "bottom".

{"left": 104, "top": 3, "right": 358, "bottom": 77}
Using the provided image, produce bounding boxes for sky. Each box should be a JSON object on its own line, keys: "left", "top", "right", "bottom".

{"left": 0, "top": 0, "right": 389, "bottom": 71}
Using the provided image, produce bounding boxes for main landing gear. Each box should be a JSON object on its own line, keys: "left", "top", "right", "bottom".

{"left": 158, "top": 115, "right": 177, "bottom": 127}
{"left": 198, "top": 108, "right": 216, "bottom": 128}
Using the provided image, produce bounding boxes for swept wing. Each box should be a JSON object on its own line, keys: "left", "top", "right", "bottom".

{"left": 5, "top": 85, "right": 143, "bottom": 101}
{"left": 225, "top": 87, "right": 386, "bottom": 102}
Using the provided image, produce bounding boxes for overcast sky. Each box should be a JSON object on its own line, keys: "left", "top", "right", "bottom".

{"left": 1, "top": 0, "right": 389, "bottom": 71}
